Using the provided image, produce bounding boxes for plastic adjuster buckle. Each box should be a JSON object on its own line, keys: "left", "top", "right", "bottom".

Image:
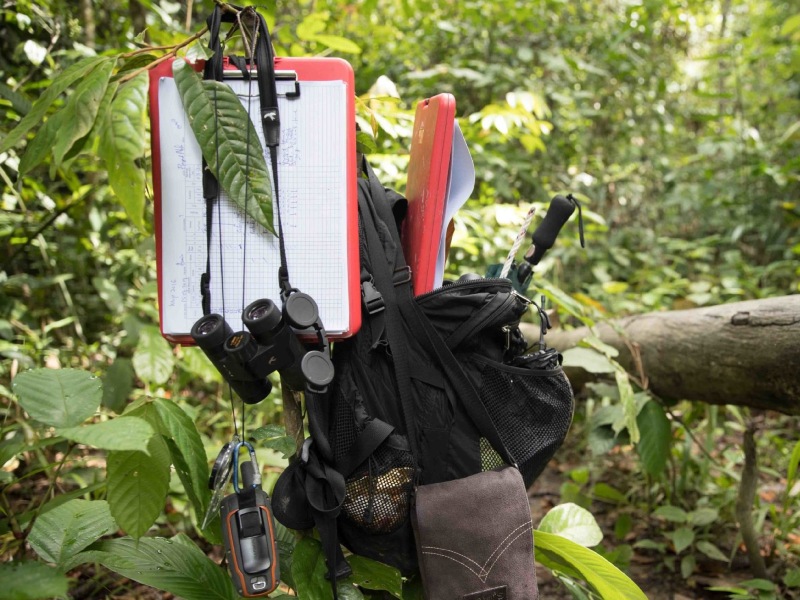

{"left": 392, "top": 266, "right": 412, "bottom": 286}
{"left": 361, "top": 280, "right": 385, "bottom": 315}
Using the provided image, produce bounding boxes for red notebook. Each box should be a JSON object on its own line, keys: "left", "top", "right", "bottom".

{"left": 401, "top": 94, "right": 456, "bottom": 296}
{"left": 148, "top": 57, "right": 360, "bottom": 343}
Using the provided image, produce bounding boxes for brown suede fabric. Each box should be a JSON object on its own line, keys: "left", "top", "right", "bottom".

{"left": 412, "top": 467, "right": 538, "bottom": 599}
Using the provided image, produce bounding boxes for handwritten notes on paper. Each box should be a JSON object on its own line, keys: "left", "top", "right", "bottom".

{"left": 157, "top": 77, "right": 350, "bottom": 336}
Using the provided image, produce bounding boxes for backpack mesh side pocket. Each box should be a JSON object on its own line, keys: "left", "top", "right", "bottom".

{"left": 473, "top": 357, "right": 574, "bottom": 487}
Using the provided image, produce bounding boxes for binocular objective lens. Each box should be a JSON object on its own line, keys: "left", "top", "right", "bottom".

{"left": 247, "top": 304, "right": 270, "bottom": 321}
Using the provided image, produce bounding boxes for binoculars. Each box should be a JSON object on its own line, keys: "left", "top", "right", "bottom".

{"left": 191, "top": 293, "right": 334, "bottom": 404}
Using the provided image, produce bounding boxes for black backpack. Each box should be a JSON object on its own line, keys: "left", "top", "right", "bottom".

{"left": 272, "top": 159, "right": 574, "bottom": 583}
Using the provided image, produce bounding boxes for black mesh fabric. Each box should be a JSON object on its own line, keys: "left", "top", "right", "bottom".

{"left": 476, "top": 359, "right": 574, "bottom": 487}
{"left": 341, "top": 442, "right": 414, "bottom": 534}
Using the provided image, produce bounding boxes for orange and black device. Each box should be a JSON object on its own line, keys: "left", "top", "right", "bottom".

{"left": 220, "top": 444, "right": 280, "bottom": 597}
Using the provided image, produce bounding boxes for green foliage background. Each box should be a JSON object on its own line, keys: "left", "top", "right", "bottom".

{"left": 1, "top": 0, "right": 799, "bottom": 598}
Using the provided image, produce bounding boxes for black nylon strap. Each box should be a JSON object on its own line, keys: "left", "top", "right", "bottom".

{"left": 356, "top": 165, "right": 420, "bottom": 461}
{"left": 336, "top": 419, "right": 394, "bottom": 478}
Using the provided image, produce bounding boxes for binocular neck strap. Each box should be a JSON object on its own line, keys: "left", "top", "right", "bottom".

{"left": 200, "top": 4, "right": 295, "bottom": 315}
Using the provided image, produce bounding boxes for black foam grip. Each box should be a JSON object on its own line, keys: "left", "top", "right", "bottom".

{"left": 526, "top": 195, "right": 575, "bottom": 265}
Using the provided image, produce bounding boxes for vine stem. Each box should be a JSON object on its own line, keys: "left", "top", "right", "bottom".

{"left": 118, "top": 25, "right": 209, "bottom": 84}
{"left": 736, "top": 413, "right": 769, "bottom": 579}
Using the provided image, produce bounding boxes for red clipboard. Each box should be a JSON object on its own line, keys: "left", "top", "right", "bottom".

{"left": 401, "top": 94, "right": 456, "bottom": 296}
{"left": 148, "top": 57, "right": 360, "bottom": 344}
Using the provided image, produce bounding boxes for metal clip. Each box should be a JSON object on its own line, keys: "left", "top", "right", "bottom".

{"left": 232, "top": 441, "right": 261, "bottom": 493}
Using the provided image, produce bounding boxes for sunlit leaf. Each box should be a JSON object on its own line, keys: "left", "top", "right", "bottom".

{"left": 12, "top": 368, "right": 101, "bottom": 428}
{"left": 1, "top": 56, "right": 110, "bottom": 153}
{"left": 538, "top": 503, "right": 603, "bottom": 547}
{"left": 58, "top": 416, "right": 154, "bottom": 452}
{"left": 535, "top": 530, "right": 647, "bottom": 599}
{"left": 133, "top": 326, "right": 175, "bottom": 386}
{"left": 51, "top": 59, "right": 117, "bottom": 168}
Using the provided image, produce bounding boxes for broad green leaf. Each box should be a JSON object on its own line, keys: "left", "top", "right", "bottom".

{"left": 680, "top": 554, "right": 695, "bottom": 578}
{"left": 313, "top": 35, "right": 362, "bottom": 54}
{"left": 652, "top": 505, "right": 688, "bottom": 523}
{"left": 107, "top": 435, "right": 171, "bottom": 538}
{"left": 668, "top": 527, "right": 695, "bottom": 553}
{"left": 0, "top": 56, "right": 109, "bottom": 153}
{"left": 172, "top": 58, "right": 274, "bottom": 234}
{"left": 348, "top": 554, "right": 403, "bottom": 598}
{"left": 561, "top": 347, "right": 615, "bottom": 374}
{"left": 92, "top": 276, "right": 124, "bottom": 313}
{"left": 292, "top": 537, "right": 331, "bottom": 599}
{"left": 0, "top": 80, "right": 32, "bottom": 116}
{"left": 28, "top": 499, "right": 117, "bottom": 569}
{"left": 613, "top": 369, "right": 639, "bottom": 444}
{"left": 51, "top": 59, "right": 117, "bottom": 167}
{"left": 74, "top": 535, "right": 239, "bottom": 600}
{"left": 58, "top": 416, "right": 155, "bottom": 452}
{"left": 538, "top": 503, "right": 603, "bottom": 547}
{"left": 102, "top": 358, "right": 135, "bottom": 413}
{"left": 18, "top": 108, "right": 66, "bottom": 175}
{"left": 739, "top": 578, "right": 777, "bottom": 591}
{"left": 153, "top": 398, "right": 210, "bottom": 521}
{"left": 133, "top": 325, "right": 175, "bottom": 386}
{"left": 696, "top": 540, "right": 728, "bottom": 561}
{"left": 784, "top": 567, "right": 800, "bottom": 588}
{"left": 0, "top": 561, "right": 69, "bottom": 600}
{"left": 12, "top": 368, "right": 102, "bottom": 428}
{"left": 787, "top": 438, "right": 800, "bottom": 488}
{"left": 688, "top": 507, "right": 719, "bottom": 527}
{"left": 636, "top": 400, "right": 671, "bottom": 477}
{"left": 252, "top": 424, "right": 297, "bottom": 459}
{"left": 100, "top": 73, "right": 149, "bottom": 230}
{"left": 535, "top": 530, "right": 647, "bottom": 600}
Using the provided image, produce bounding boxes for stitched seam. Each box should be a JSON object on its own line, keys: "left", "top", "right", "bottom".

{"left": 421, "top": 551, "right": 487, "bottom": 582}
{"left": 483, "top": 527, "right": 532, "bottom": 577}
{"left": 420, "top": 545, "right": 483, "bottom": 570}
{"left": 481, "top": 520, "right": 532, "bottom": 568}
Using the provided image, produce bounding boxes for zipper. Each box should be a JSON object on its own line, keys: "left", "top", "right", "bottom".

{"left": 415, "top": 277, "right": 522, "bottom": 303}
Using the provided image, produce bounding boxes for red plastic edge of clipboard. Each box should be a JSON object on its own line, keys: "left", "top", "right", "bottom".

{"left": 148, "top": 57, "right": 360, "bottom": 345}
{"left": 401, "top": 93, "right": 456, "bottom": 296}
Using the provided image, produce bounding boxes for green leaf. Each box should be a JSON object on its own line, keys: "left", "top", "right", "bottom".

{"left": 356, "top": 130, "right": 378, "bottom": 154}
{"left": 787, "top": 438, "right": 800, "bottom": 488}
{"left": 172, "top": 58, "right": 274, "bottom": 234}
{"left": 100, "top": 73, "right": 149, "bottom": 231}
{"left": 696, "top": 540, "right": 728, "bottom": 562}
{"left": 668, "top": 527, "right": 695, "bottom": 554}
{"left": 58, "top": 416, "right": 154, "bottom": 452}
{"left": 680, "top": 553, "right": 695, "bottom": 578}
{"left": 0, "top": 56, "right": 110, "bottom": 154}
{"left": 28, "top": 499, "right": 117, "bottom": 569}
{"left": 0, "top": 561, "right": 69, "bottom": 600}
{"left": 784, "top": 567, "right": 800, "bottom": 588}
{"left": 133, "top": 326, "right": 175, "bottom": 386}
{"left": 636, "top": 400, "right": 671, "bottom": 477}
{"left": 51, "top": 59, "right": 117, "bottom": 168}
{"left": 313, "top": 34, "right": 362, "bottom": 54}
{"left": 613, "top": 369, "right": 639, "bottom": 444}
{"left": 92, "top": 276, "right": 124, "bottom": 313}
{"left": 102, "top": 358, "right": 135, "bottom": 413}
{"left": 252, "top": 424, "right": 297, "bottom": 459}
{"left": 107, "top": 435, "right": 171, "bottom": 538}
{"left": 153, "top": 398, "right": 210, "bottom": 522}
{"left": 535, "top": 530, "right": 647, "bottom": 599}
{"left": 12, "top": 368, "right": 102, "bottom": 428}
{"left": 561, "top": 347, "right": 615, "bottom": 374}
{"left": 292, "top": 537, "right": 331, "bottom": 599}
{"left": 538, "top": 503, "right": 604, "bottom": 547}
{"left": 348, "top": 554, "right": 403, "bottom": 598}
{"left": 652, "top": 505, "right": 688, "bottom": 523}
{"left": 73, "top": 535, "right": 239, "bottom": 600}
{"left": 688, "top": 507, "right": 719, "bottom": 527}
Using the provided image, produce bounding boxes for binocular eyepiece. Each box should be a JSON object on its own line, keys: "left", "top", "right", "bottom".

{"left": 191, "top": 294, "right": 334, "bottom": 405}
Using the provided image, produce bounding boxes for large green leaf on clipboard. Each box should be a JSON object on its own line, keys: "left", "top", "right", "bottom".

{"left": 172, "top": 59, "right": 274, "bottom": 235}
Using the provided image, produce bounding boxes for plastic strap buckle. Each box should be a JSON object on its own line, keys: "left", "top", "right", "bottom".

{"left": 361, "top": 280, "right": 385, "bottom": 314}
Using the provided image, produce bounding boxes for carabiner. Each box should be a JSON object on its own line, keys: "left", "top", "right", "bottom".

{"left": 232, "top": 441, "right": 262, "bottom": 493}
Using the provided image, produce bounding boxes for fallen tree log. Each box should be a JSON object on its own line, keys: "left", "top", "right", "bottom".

{"left": 519, "top": 295, "right": 800, "bottom": 415}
